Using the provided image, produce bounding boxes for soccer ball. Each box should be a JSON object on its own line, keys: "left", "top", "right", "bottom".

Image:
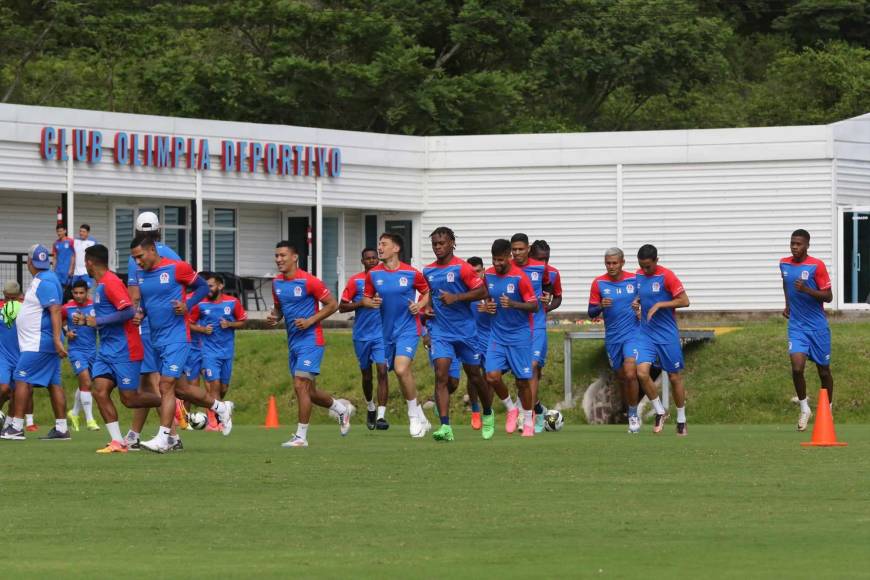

{"left": 187, "top": 411, "right": 208, "bottom": 430}
{"left": 0, "top": 409, "right": 6, "bottom": 426}
{"left": 544, "top": 409, "right": 564, "bottom": 432}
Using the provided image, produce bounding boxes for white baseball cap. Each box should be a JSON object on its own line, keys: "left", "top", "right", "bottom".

{"left": 136, "top": 211, "right": 160, "bottom": 232}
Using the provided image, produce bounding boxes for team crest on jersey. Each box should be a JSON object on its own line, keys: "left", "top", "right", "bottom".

{"left": 531, "top": 272, "right": 539, "bottom": 281}
{"left": 652, "top": 282, "right": 661, "bottom": 292}
{"left": 159, "top": 272, "right": 170, "bottom": 284}
{"left": 626, "top": 284, "right": 635, "bottom": 293}
{"left": 294, "top": 286, "right": 303, "bottom": 297}
{"left": 507, "top": 283, "right": 515, "bottom": 293}
{"left": 801, "top": 270, "right": 810, "bottom": 280}
{"left": 224, "top": 306, "right": 231, "bottom": 315}
{"left": 122, "top": 377, "right": 132, "bottom": 385}
{"left": 399, "top": 277, "right": 408, "bottom": 287}
{"left": 446, "top": 272, "right": 455, "bottom": 283}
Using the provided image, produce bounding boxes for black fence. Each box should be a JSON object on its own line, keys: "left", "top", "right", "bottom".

{"left": 0, "top": 252, "right": 29, "bottom": 290}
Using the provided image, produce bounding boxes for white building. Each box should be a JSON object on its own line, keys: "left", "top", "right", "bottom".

{"left": 1, "top": 103, "right": 868, "bottom": 313}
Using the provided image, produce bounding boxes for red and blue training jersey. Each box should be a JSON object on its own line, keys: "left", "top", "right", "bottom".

{"left": 341, "top": 272, "right": 383, "bottom": 342}
{"left": 190, "top": 294, "right": 247, "bottom": 358}
{"left": 272, "top": 270, "right": 331, "bottom": 347}
{"left": 515, "top": 258, "right": 546, "bottom": 330}
{"left": 589, "top": 271, "right": 638, "bottom": 344}
{"left": 485, "top": 265, "right": 537, "bottom": 345}
{"left": 94, "top": 271, "right": 143, "bottom": 362}
{"left": 62, "top": 300, "right": 97, "bottom": 355}
{"left": 636, "top": 265, "right": 685, "bottom": 344}
{"left": 138, "top": 258, "right": 199, "bottom": 347}
{"left": 129, "top": 243, "right": 181, "bottom": 339}
{"left": 780, "top": 255, "right": 831, "bottom": 332}
{"left": 364, "top": 263, "right": 429, "bottom": 342}
{"left": 423, "top": 256, "right": 483, "bottom": 341}
{"left": 52, "top": 237, "right": 75, "bottom": 280}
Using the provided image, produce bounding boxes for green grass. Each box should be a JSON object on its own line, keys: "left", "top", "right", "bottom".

{"left": 5, "top": 424, "right": 870, "bottom": 578}
{"left": 20, "top": 319, "right": 870, "bottom": 427}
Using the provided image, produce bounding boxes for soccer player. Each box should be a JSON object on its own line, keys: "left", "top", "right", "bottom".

{"left": 267, "top": 241, "right": 352, "bottom": 447}
{"left": 339, "top": 248, "right": 389, "bottom": 430}
{"left": 529, "top": 238, "right": 563, "bottom": 431}
{"left": 361, "top": 233, "right": 431, "bottom": 438}
{"left": 780, "top": 229, "right": 833, "bottom": 431}
{"left": 52, "top": 224, "right": 76, "bottom": 295}
{"left": 0, "top": 244, "right": 69, "bottom": 441}
{"left": 423, "top": 226, "right": 493, "bottom": 441}
{"left": 63, "top": 279, "right": 100, "bottom": 431}
{"left": 130, "top": 234, "right": 233, "bottom": 453}
{"left": 483, "top": 239, "right": 539, "bottom": 437}
{"left": 190, "top": 273, "right": 247, "bottom": 429}
{"left": 588, "top": 248, "right": 667, "bottom": 434}
{"left": 78, "top": 244, "right": 162, "bottom": 453}
{"left": 633, "top": 244, "right": 690, "bottom": 436}
{"left": 72, "top": 224, "right": 98, "bottom": 288}
{"left": 0, "top": 281, "right": 22, "bottom": 425}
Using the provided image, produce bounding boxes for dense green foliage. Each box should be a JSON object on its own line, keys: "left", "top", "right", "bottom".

{"left": 2, "top": 0, "right": 869, "bottom": 133}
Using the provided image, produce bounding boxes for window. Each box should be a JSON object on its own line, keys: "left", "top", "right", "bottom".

{"left": 203, "top": 208, "right": 237, "bottom": 274}
{"left": 113, "top": 206, "right": 189, "bottom": 276}
{"left": 364, "top": 214, "right": 378, "bottom": 250}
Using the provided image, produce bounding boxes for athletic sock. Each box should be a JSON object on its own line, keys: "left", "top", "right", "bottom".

{"left": 501, "top": 397, "right": 516, "bottom": 411}
{"left": 470, "top": 401, "right": 481, "bottom": 413}
{"left": 329, "top": 399, "right": 347, "bottom": 415}
{"left": 440, "top": 416, "right": 450, "bottom": 425}
{"left": 651, "top": 397, "right": 666, "bottom": 415}
{"left": 406, "top": 399, "right": 419, "bottom": 417}
{"left": 158, "top": 426, "right": 172, "bottom": 444}
{"left": 12, "top": 417, "right": 24, "bottom": 430}
{"left": 125, "top": 430, "right": 140, "bottom": 443}
{"left": 483, "top": 407, "right": 493, "bottom": 416}
{"left": 296, "top": 423, "right": 309, "bottom": 440}
{"left": 25, "top": 414, "right": 34, "bottom": 427}
{"left": 366, "top": 399, "right": 376, "bottom": 412}
{"left": 377, "top": 406, "right": 386, "bottom": 420}
{"left": 80, "top": 391, "right": 95, "bottom": 421}
{"left": 628, "top": 405, "right": 638, "bottom": 418}
{"left": 676, "top": 406, "right": 686, "bottom": 423}
{"left": 71, "top": 389, "right": 83, "bottom": 416}
{"left": 523, "top": 409, "right": 533, "bottom": 425}
{"left": 534, "top": 401, "right": 545, "bottom": 415}
{"left": 799, "top": 398, "right": 811, "bottom": 413}
{"left": 55, "top": 419, "right": 68, "bottom": 434}
{"left": 106, "top": 421, "right": 123, "bottom": 442}
{"left": 211, "top": 400, "right": 226, "bottom": 414}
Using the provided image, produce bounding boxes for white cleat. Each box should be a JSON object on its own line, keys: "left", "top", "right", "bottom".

{"left": 797, "top": 410, "right": 812, "bottom": 432}
{"left": 628, "top": 416, "right": 641, "bottom": 434}
{"left": 281, "top": 434, "right": 309, "bottom": 448}
{"left": 218, "top": 401, "right": 234, "bottom": 436}
{"left": 139, "top": 435, "right": 171, "bottom": 454}
{"left": 409, "top": 416, "right": 426, "bottom": 438}
{"left": 337, "top": 402, "right": 353, "bottom": 436}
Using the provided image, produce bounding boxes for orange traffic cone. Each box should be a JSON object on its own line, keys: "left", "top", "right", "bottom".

{"left": 263, "top": 395, "right": 280, "bottom": 429}
{"left": 801, "top": 389, "right": 847, "bottom": 447}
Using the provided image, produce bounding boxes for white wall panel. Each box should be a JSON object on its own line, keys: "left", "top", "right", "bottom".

{"left": 836, "top": 160, "right": 870, "bottom": 206}
{"left": 321, "top": 166, "right": 424, "bottom": 211}
{"left": 235, "top": 204, "right": 282, "bottom": 276}
{"left": 0, "top": 140, "right": 66, "bottom": 193}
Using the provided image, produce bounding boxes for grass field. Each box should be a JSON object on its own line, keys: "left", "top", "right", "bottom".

{"left": 6, "top": 424, "right": 869, "bottom": 578}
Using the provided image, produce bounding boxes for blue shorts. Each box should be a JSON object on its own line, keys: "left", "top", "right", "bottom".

{"left": 430, "top": 335, "right": 480, "bottom": 367}
{"left": 203, "top": 355, "right": 233, "bottom": 384}
{"left": 289, "top": 344, "right": 324, "bottom": 377}
{"left": 789, "top": 327, "right": 831, "bottom": 366}
{"left": 140, "top": 332, "right": 158, "bottom": 374}
{"left": 606, "top": 338, "right": 637, "bottom": 371}
{"left": 68, "top": 351, "right": 95, "bottom": 377}
{"left": 429, "top": 346, "right": 461, "bottom": 379}
{"left": 353, "top": 338, "right": 387, "bottom": 369}
{"left": 633, "top": 335, "right": 684, "bottom": 374}
{"left": 475, "top": 332, "right": 490, "bottom": 365}
{"left": 485, "top": 342, "right": 533, "bottom": 380}
{"left": 153, "top": 342, "right": 190, "bottom": 379}
{"left": 92, "top": 356, "right": 141, "bottom": 390}
{"left": 13, "top": 351, "right": 61, "bottom": 387}
{"left": 385, "top": 334, "right": 419, "bottom": 370}
{"left": 184, "top": 348, "right": 203, "bottom": 381}
{"left": 532, "top": 329, "right": 548, "bottom": 367}
{"left": 0, "top": 352, "right": 17, "bottom": 385}
{"left": 71, "top": 274, "right": 94, "bottom": 289}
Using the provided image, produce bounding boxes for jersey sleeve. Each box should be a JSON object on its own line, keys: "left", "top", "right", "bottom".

{"left": 173, "top": 261, "right": 198, "bottom": 286}
{"left": 103, "top": 276, "right": 133, "bottom": 310}
{"left": 814, "top": 260, "right": 832, "bottom": 291}
{"left": 548, "top": 267, "right": 563, "bottom": 296}
{"left": 61, "top": 304, "right": 70, "bottom": 320}
{"left": 363, "top": 272, "right": 376, "bottom": 298}
{"left": 127, "top": 256, "right": 139, "bottom": 286}
{"left": 36, "top": 279, "right": 61, "bottom": 307}
{"left": 664, "top": 270, "right": 685, "bottom": 297}
{"left": 271, "top": 285, "right": 281, "bottom": 310}
{"left": 233, "top": 298, "right": 248, "bottom": 321}
{"left": 460, "top": 261, "right": 483, "bottom": 290}
{"left": 588, "top": 279, "right": 601, "bottom": 305}
{"left": 306, "top": 275, "right": 331, "bottom": 302}
{"left": 413, "top": 269, "right": 430, "bottom": 295}
{"left": 340, "top": 277, "right": 357, "bottom": 302}
{"left": 519, "top": 274, "right": 537, "bottom": 303}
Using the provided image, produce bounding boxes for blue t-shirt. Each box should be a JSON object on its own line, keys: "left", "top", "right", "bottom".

{"left": 484, "top": 265, "right": 537, "bottom": 345}
{"left": 636, "top": 266, "right": 685, "bottom": 344}
{"left": 423, "top": 256, "right": 484, "bottom": 341}
{"left": 0, "top": 300, "right": 21, "bottom": 364}
{"left": 53, "top": 237, "right": 75, "bottom": 281}
{"left": 273, "top": 270, "right": 331, "bottom": 347}
{"left": 62, "top": 300, "right": 97, "bottom": 355}
{"left": 191, "top": 294, "right": 247, "bottom": 357}
{"left": 129, "top": 243, "right": 181, "bottom": 337}
{"left": 17, "top": 270, "right": 63, "bottom": 353}
{"left": 780, "top": 255, "right": 831, "bottom": 332}
{"left": 341, "top": 271, "right": 383, "bottom": 342}
{"left": 94, "top": 270, "right": 143, "bottom": 362}
{"left": 138, "top": 258, "right": 199, "bottom": 347}
{"left": 589, "top": 271, "right": 639, "bottom": 344}
{"left": 515, "top": 258, "right": 546, "bottom": 330}
{"left": 364, "top": 263, "right": 429, "bottom": 342}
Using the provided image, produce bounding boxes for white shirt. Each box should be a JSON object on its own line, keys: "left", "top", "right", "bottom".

{"left": 73, "top": 237, "right": 98, "bottom": 275}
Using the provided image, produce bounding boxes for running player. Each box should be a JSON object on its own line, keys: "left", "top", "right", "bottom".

{"left": 190, "top": 273, "right": 247, "bottom": 430}
{"left": 484, "top": 239, "right": 539, "bottom": 437}
{"left": 77, "top": 244, "right": 162, "bottom": 453}
{"left": 362, "top": 233, "right": 431, "bottom": 438}
{"left": 0, "top": 281, "right": 22, "bottom": 426}
{"left": 63, "top": 279, "right": 100, "bottom": 431}
{"left": 130, "top": 234, "right": 233, "bottom": 453}
{"left": 340, "top": 248, "right": 389, "bottom": 430}
{"left": 267, "top": 241, "right": 352, "bottom": 447}
{"left": 633, "top": 244, "right": 690, "bottom": 436}
{"left": 52, "top": 224, "right": 76, "bottom": 296}
{"left": 779, "top": 229, "right": 833, "bottom": 431}
{"left": 528, "top": 238, "right": 563, "bottom": 431}
{"left": 423, "top": 227, "right": 493, "bottom": 441}
{"left": 1, "top": 244, "right": 69, "bottom": 441}
{"left": 72, "top": 224, "right": 98, "bottom": 288}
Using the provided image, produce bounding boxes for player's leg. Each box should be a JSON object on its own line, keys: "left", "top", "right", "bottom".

{"left": 790, "top": 342, "right": 811, "bottom": 431}
{"left": 464, "top": 361, "right": 493, "bottom": 438}
{"left": 40, "top": 358, "right": 69, "bottom": 440}
{"left": 68, "top": 360, "right": 84, "bottom": 431}
{"left": 810, "top": 328, "right": 833, "bottom": 406}
{"left": 1, "top": 379, "right": 32, "bottom": 439}
{"left": 92, "top": 374, "right": 127, "bottom": 452}
{"left": 484, "top": 344, "right": 517, "bottom": 432}
{"left": 175, "top": 345, "right": 233, "bottom": 435}
{"left": 78, "top": 367, "right": 99, "bottom": 430}
{"left": 375, "top": 362, "right": 389, "bottom": 429}
{"left": 354, "top": 339, "right": 377, "bottom": 429}
{"left": 25, "top": 393, "right": 36, "bottom": 431}
{"left": 127, "top": 372, "right": 157, "bottom": 447}
{"left": 391, "top": 335, "right": 428, "bottom": 437}
{"left": 633, "top": 337, "right": 668, "bottom": 430}
{"left": 531, "top": 331, "right": 549, "bottom": 432}
{"left": 432, "top": 356, "right": 455, "bottom": 441}
{"left": 656, "top": 341, "right": 687, "bottom": 436}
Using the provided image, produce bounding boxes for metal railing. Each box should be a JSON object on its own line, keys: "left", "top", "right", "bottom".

{"left": 0, "top": 252, "right": 28, "bottom": 290}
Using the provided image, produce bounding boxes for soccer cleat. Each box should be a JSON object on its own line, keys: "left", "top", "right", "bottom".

{"left": 534, "top": 412, "right": 545, "bottom": 434}
{"left": 432, "top": 424, "right": 455, "bottom": 442}
{"left": 139, "top": 436, "right": 171, "bottom": 454}
{"left": 628, "top": 416, "right": 641, "bottom": 434}
{"left": 0, "top": 426, "right": 25, "bottom": 440}
{"left": 96, "top": 440, "right": 128, "bottom": 454}
{"left": 676, "top": 422, "right": 688, "bottom": 437}
{"left": 39, "top": 427, "right": 71, "bottom": 441}
{"left": 169, "top": 437, "right": 184, "bottom": 452}
{"left": 481, "top": 413, "right": 495, "bottom": 440}
{"left": 471, "top": 411, "right": 482, "bottom": 430}
{"left": 204, "top": 423, "right": 220, "bottom": 432}
{"left": 375, "top": 417, "right": 390, "bottom": 430}
{"left": 516, "top": 410, "right": 525, "bottom": 432}
{"left": 522, "top": 421, "right": 534, "bottom": 437}
{"left": 176, "top": 402, "right": 190, "bottom": 430}
{"left": 67, "top": 411, "right": 81, "bottom": 432}
{"left": 653, "top": 413, "right": 669, "bottom": 434}
{"left": 86, "top": 420, "right": 100, "bottom": 431}
{"left": 25, "top": 424, "right": 39, "bottom": 432}
{"left": 281, "top": 434, "right": 309, "bottom": 448}
{"left": 409, "top": 416, "right": 426, "bottom": 438}
{"left": 217, "top": 401, "right": 234, "bottom": 436}
{"left": 337, "top": 404, "right": 352, "bottom": 436}
{"left": 505, "top": 408, "right": 519, "bottom": 434}
{"left": 797, "top": 410, "right": 812, "bottom": 432}
{"left": 127, "top": 438, "right": 142, "bottom": 451}
{"left": 366, "top": 409, "right": 377, "bottom": 430}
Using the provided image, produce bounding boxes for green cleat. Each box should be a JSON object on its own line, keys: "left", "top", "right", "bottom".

{"left": 481, "top": 413, "right": 495, "bottom": 440}
{"left": 86, "top": 420, "right": 101, "bottom": 431}
{"left": 67, "top": 411, "right": 81, "bottom": 432}
{"left": 432, "top": 424, "right": 455, "bottom": 442}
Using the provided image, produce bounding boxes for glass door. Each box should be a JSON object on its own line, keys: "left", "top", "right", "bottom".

{"left": 843, "top": 209, "right": 870, "bottom": 305}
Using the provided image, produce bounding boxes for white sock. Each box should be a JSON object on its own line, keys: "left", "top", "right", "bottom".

{"left": 676, "top": 406, "right": 686, "bottom": 423}
{"left": 106, "top": 421, "right": 123, "bottom": 442}
{"left": 2, "top": 415, "right": 11, "bottom": 428}
{"left": 12, "top": 417, "right": 24, "bottom": 430}
{"left": 523, "top": 409, "right": 533, "bottom": 425}
{"left": 125, "top": 429, "right": 140, "bottom": 443}
{"left": 651, "top": 397, "right": 666, "bottom": 415}
{"left": 296, "top": 423, "right": 309, "bottom": 440}
{"left": 158, "top": 426, "right": 172, "bottom": 444}
{"left": 799, "top": 398, "right": 811, "bottom": 413}
{"left": 366, "top": 399, "right": 376, "bottom": 412}
{"left": 71, "top": 389, "right": 83, "bottom": 416}
{"left": 80, "top": 391, "right": 95, "bottom": 421}
{"left": 501, "top": 396, "right": 515, "bottom": 411}
{"left": 25, "top": 414, "right": 34, "bottom": 427}
{"left": 55, "top": 419, "right": 68, "bottom": 434}
{"left": 211, "top": 400, "right": 226, "bottom": 414}
{"left": 377, "top": 406, "right": 386, "bottom": 420}
{"left": 406, "top": 398, "right": 419, "bottom": 417}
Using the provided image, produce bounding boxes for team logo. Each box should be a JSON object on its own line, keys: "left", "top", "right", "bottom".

{"left": 74, "top": 361, "right": 81, "bottom": 369}
{"left": 169, "top": 364, "right": 179, "bottom": 372}
{"left": 652, "top": 282, "right": 661, "bottom": 292}
{"left": 674, "top": 362, "right": 681, "bottom": 369}
{"left": 204, "top": 309, "right": 211, "bottom": 316}
{"left": 781, "top": 269, "right": 788, "bottom": 278}
{"left": 488, "top": 283, "right": 494, "bottom": 289}
{"left": 399, "top": 277, "right": 408, "bottom": 287}
{"left": 137, "top": 277, "right": 144, "bottom": 285}
{"left": 94, "top": 294, "right": 100, "bottom": 303}
{"left": 523, "top": 367, "right": 530, "bottom": 374}
{"left": 801, "top": 270, "right": 810, "bottom": 280}
{"left": 507, "top": 283, "right": 515, "bottom": 293}
{"left": 206, "top": 369, "right": 213, "bottom": 377}
{"left": 17, "top": 370, "right": 26, "bottom": 377}
{"left": 122, "top": 377, "right": 132, "bottom": 385}
{"left": 427, "top": 275, "right": 434, "bottom": 282}
{"left": 603, "top": 288, "right": 611, "bottom": 295}
{"left": 446, "top": 272, "right": 455, "bottom": 283}
{"left": 275, "top": 288, "right": 282, "bottom": 295}
{"left": 376, "top": 279, "right": 384, "bottom": 286}
{"left": 533, "top": 350, "right": 541, "bottom": 357}
{"left": 531, "top": 272, "right": 539, "bottom": 281}
{"left": 159, "top": 272, "right": 170, "bottom": 284}
{"left": 224, "top": 306, "right": 231, "bottom": 315}
{"left": 626, "top": 284, "right": 635, "bottom": 293}
{"left": 826, "top": 354, "right": 831, "bottom": 360}
{"left": 303, "top": 359, "right": 312, "bottom": 367}
{"left": 404, "top": 346, "right": 413, "bottom": 353}
{"left": 38, "top": 251, "right": 47, "bottom": 261}
{"left": 294, "top": 286, "right": 303, "bottom": 297}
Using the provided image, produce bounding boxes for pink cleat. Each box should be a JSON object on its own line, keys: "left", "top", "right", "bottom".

{"left": 505, "top": 408, "right": 519, "bottom": 434}
{"left": 522, "top": 421, "right": 534, "bottom": 437}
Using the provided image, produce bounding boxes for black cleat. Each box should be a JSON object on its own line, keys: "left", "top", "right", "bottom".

{"left": 366, "top": 409, "right": 377, "bottom": 430}
{"left": 676, "top": 422, "right": 687, "bottom": 437}
{"left": 39, "top": 427, "right": 71, "bottom": 441}
{"left": 375, "top": 418, "right": 390, "bottom": 430}
{"left": 127, "top": 439, "right": 142, "bottom": 451}
{"left": 169, "top": 437, "right": 184, "bottom": 451}
{"left": 0, "top": 426, "right": 25, "bottom": 440}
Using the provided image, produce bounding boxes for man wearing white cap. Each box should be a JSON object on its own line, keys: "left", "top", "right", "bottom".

{"left": 1, "top": 245, "right": 69, "bottom": 441}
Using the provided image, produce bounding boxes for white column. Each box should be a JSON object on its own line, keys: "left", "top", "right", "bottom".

{"left": 338, "top": 210, "right": 346, "bottom": 291}
{"left": 66, "top": 141, "right": 74, "bottom": 231}
{"left": 195, "top": 171, "right": 203, "bottom": 271}
{"left": 315, "top": 178, "right": 323, "bottom": 277}
{"left": 615, "top": 164, "right": 623, "bottom": 248}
